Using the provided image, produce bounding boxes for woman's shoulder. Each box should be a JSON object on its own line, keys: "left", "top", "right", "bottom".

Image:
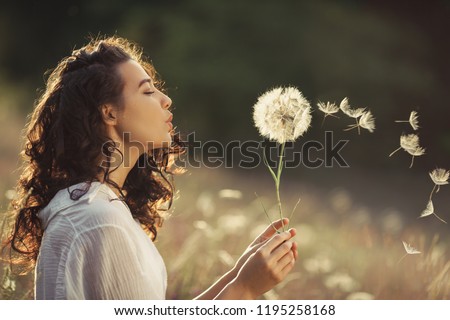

{"left": 39, "top": 181, "right": 133, "bottom": 233}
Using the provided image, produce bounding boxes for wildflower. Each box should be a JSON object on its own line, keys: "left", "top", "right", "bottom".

{"left": 253, "top": 86, "right": 312, "bottom": 231}
{"left": 317, "top": 101, "right": 339, "bottom": 126}
{"left": 395, "top": 111, "right": 419, "bottom": 131}
{"left": 418, "top": 200, "right": 447, "bottom": 224}
{"left": 398, "top": 240, "right": 421, "bottom": 264}
{"left": 253, "top": 86, "right": 312, "bottom": 144}
{"left": 389, "top": 134, "right": 425, "bottom": 168}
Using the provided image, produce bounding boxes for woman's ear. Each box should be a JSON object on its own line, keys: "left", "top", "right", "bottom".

{"left": 100, "top": 104, "right": 118, "bottom": 126}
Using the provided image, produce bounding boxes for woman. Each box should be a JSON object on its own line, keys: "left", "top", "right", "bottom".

{"left": 4, "top": 36, "right": 298, "bottom": 299}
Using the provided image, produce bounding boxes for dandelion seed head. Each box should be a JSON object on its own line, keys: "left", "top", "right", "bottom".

{"left": 409, "top": 111, "right": 420, "bottom": 131}
{"left": 253, "top": 86, "right": 312, "bottom": 143}
{"left": 359, "top": 110, "right": 375, "bottom": 133}
{"left": 429, "top": 168, "right": 449, "bottom": 186}
{"left": 402, "top": 241, "right": 421, "bottom": 255}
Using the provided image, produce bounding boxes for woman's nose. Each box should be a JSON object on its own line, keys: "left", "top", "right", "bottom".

{"left": 162, "top": 93, "right": 172, "bottom": 110}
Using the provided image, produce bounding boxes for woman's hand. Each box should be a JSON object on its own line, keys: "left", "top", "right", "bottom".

{"left": 233, "top": 218, "right": 298, "bottom": 275}
{"left": 232, "top": 228, "right": 297, "bottom": 299}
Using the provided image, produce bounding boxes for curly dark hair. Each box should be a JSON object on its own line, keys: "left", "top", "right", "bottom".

{"left": 2, "top": 36, "right": 185, "bottom": 272}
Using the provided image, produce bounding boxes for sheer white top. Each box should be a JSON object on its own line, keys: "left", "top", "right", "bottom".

{"left": 35, "top": 181, "right": 167, "bottom": 300}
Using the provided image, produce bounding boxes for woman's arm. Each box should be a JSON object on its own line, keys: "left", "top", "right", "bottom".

{"left": 195, "top": 219, "right": 298, "bottom": 300}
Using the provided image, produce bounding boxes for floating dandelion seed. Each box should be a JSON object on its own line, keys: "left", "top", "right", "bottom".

{"left": 421, "top": 169, "right": 449, "bottom": 224}
{"left": 340, "top": 97, "right": 368, "bottom": 134}
{"left": 418, "top": 200, "right": 447, "bottom": 224}
{"left": 429, "top": 168, "right": 449, "bottom": 194}
{"left": 398, "top": 241, "right": 421, "bottom": 264}
{"left": 317, "top": 101, "right": 339, "bottom": 126}
{"left": 359, "top": 111, "right": 376, "bottom": 133}
{"left": 343, "top": 110, "right": 375, "bottom": 134}
{"left": 339, "top": 97, "right": 366, "bottom": 118}
{"left": 389, "top": 134, "right": 425, "bottom": 168}
{"left": 253, "top": 86, "right": 312, "bottom": 144}
{"left": 253, "top": 86, "right": 312, "bottom": 231}
{"left": 419, "top": 200, "right": 434, "bottom": 218}
{"left": 395, "top": 111, "right": 420, "bottom": 131}
{"left": 402, "top": 241, "right": 421, "bottom": 254}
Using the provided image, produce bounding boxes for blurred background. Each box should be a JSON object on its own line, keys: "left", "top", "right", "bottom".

{"left": 1, "top": 0, "right": 449, "bottom": 299}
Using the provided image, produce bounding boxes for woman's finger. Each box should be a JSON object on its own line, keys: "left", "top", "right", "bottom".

{"left": 253, "top": 218, "right": 289, "bottom": 245}
{"left": 275, "top": 249, "right": 295, "bottom": 271}
{"left": 262, "top": 230, "right": 293, "bottom": 253}
{"left": 270, "top": 240, "right": 294, "bottom": 262}
{"left": 292, "top": 241, "right": 299, "bottom": 260}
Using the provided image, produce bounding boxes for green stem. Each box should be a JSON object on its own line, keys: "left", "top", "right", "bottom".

{"left": 276, "top": 142, "right": 286, "bottom": 231}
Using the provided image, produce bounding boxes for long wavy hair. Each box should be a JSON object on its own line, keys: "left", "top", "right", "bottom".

{"left": 2, "top": 36, "right": 185, "bottom": 272}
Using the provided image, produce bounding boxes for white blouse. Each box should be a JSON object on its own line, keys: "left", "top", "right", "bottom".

{"left": 35, "top": 181, "right": 167, "bottom": 300}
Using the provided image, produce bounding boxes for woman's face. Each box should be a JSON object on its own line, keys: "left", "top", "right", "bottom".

{"left": 114, "top": 59, "right": 173, "bottom": 152}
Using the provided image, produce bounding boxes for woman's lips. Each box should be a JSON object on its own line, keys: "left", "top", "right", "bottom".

{"left": 167, "top": 122, "right": 173, "bottom": 130}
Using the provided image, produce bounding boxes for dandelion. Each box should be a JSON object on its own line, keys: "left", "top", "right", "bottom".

{"left": 395, "top": 111, "right": 420, "bottom": 131}
{"left": 317, "top": 101, "right": 339, "bottom": 126}
{"left": 389, "top": 133, "right": 425, "bottom": 168}
{"left": 253, "top": 86, "right": 312, "bottom": 231}
{"left": 253, "top": 86, "right": 312, "bottom": 144}
{"left": 398, "top": 240, "right": 421, "bottom": 264}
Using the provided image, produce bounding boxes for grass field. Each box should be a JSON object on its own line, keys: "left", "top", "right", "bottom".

{"left": 0, "top": 116, "right": 449, "bottom": 299}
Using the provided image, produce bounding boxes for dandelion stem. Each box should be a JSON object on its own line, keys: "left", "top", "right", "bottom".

{"left": 262, "top": 143, "right": 277, "bottom": 184}
{"left": 276, "top": 142, "right": 286, "bottom": 231}
{"left": 394, "top": 120, "right": 408, "bottom": 123}
{"left": 389, "top": 147, "right": 401, "bottom": 157}
{"left": 356, "top": 118, "right": 360, "bottom": 135}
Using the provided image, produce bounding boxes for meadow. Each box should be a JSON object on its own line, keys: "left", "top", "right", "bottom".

{"left": 1, "top": 103, "right": 449, "bottom": 300}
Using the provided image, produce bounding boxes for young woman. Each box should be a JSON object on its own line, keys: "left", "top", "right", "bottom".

{"left": 4, "top": 36, "right": 298, "bottom": 299}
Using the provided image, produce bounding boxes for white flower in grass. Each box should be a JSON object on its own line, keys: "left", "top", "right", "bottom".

{"left": 395, "top": 111, "right": 420, "bottom": 131}
{"left": 389, "top": 133, "right": 425, "bottom": 168}
{"left": 253, "top": 86, "right": 312, "bottom": 143}
{"left": 317, "top": 101, "right": 339, "bottom": 125}
{"left": 358, "top": 110, "right": 375, "bottom": 133}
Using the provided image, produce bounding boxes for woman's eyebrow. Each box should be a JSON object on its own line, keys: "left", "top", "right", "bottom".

{"left": 138, "top": 78, "right": 152, "bottom": 88}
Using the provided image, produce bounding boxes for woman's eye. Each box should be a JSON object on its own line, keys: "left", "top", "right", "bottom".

{"left": 144, "top": 91, "right": 155, "bottom": 95}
